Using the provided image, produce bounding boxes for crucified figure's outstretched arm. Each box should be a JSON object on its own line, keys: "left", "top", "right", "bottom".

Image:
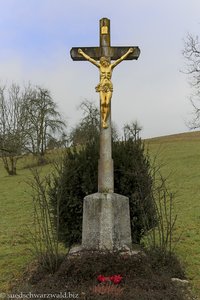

{"left": 111, "top": 48, "right": 134, "bottom": 69}
{"left": 78, "top": 49, "right": 100, "bottom": 68}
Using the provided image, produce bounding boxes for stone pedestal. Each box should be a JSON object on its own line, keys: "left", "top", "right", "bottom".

{"left": 82, "top": 192, "right": 132, "bottom": 251}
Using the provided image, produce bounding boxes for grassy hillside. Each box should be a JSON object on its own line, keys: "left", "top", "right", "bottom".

{"left": 0, "top": 165, "right": 32, "bottom": 291}
{"left": 146, "top": 131, "right": 200, "bottom": 295}
{"left": 0, "top": 131, "right": 200, "bottom": 296}
{"left": 0, "top": 161, "right": 53, "bottom": 292}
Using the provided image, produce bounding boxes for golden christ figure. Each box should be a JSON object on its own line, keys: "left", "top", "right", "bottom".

{"left": 78, "top": 48, "right": 134, "bottom": 128}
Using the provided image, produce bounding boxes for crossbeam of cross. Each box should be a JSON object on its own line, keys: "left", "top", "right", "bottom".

{"left": 70, "top": 18, "right": 140, "bottom": 62}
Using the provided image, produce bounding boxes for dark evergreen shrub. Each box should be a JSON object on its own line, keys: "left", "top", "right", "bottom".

{"left": 49, "top": 140, "right": 99, "bottom": 247}
{"left": 113, "top": 138, "right": 156, "bottom": 243}
{"left": 49, "top": 137, "right": 156, "bottom": 247}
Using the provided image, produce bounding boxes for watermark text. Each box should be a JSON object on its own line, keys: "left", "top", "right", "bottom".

{"left": 0, "top": 292, "right": 79, "bottom": 299}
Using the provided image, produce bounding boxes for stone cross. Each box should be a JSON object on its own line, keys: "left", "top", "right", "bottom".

{"left": 70, "top": 18, "right": 140, "bottom": 251}
{"left": 71, "top": 17, "right": 140, "bottom": 194}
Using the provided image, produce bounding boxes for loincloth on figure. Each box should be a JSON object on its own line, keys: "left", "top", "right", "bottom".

{"left": 95, "top": 79, "right": 113, "bottom": 93}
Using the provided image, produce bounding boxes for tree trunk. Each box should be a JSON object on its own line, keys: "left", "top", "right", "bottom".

{"left": 1, "top": 155, "right": 17, "bottom": 175}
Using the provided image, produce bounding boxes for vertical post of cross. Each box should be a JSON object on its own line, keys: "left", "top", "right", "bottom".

{"left": 100, "top": 18, "right": 111, "bottom": 54}
{"left": 98, "top": 18, "right": 114, "bottom": 193}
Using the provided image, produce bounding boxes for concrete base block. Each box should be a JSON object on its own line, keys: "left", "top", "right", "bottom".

{"left": 82, "top": 193, "right": 132, "bottom": 251}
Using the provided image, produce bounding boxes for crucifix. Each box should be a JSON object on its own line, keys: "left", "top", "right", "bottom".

{"left": 70, "top": 18, "right": 140, "bottom": 251}
{"left": 71, "top": 18, "right": 140, "bottom": 194}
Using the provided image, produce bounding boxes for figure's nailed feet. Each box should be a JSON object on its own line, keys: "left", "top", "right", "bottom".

{"left": 102, "top": 121, "right": 108, "bottom": 129}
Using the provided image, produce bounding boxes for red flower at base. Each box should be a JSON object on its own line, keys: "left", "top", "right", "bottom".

{"left": 97, "top": 275, "right": 110, "bottom": 283}
{"left": 97, "top": 274, "right": 123, "bottom": 284}
{"left": 110, "top": 274, "right": 123, "bottom": 284}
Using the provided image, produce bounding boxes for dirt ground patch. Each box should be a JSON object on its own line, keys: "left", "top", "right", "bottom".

{"left": 11, "top": 250, "right": 195, "bottom": 300}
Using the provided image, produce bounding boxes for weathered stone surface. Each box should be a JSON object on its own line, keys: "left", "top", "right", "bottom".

{"left": 98, "top": 113, "right": 113, "bottom": 193}
{"left": 82, "top": 193, "right": 132, "bottom": 251}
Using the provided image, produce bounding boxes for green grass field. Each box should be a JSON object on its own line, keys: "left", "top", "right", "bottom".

{"left": 0, "top": 161, "right": 53, "bottom": 292}
{"left": 0, "top": 165, "right": 33, "bottom": 291}
{"left": 0, "top": 132, "right": 200, "bottom": 296}
{"left": 146, "top": 131, "right": 200, "bottom": 296}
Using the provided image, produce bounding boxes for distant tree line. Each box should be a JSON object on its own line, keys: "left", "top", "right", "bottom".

{"left": 0, "top": 83, "right": 66, "bottom": 175}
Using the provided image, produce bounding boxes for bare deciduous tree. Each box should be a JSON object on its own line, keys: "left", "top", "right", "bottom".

{"left": 0, "top": 83, "right": 66, "bottom": 174}
{"left": 0, "top": 84, "right": 26, "bottom": 175}
{"left": 70, "top": 100, "right": 100, "bottom": 146}
{"left": 183, "top": 33, "right": 200, "bottom": 129}
{"left": 22, "top": 86, "right": 66, "bottom": 162}
{"left": 123, "top": 121, "right": 142, "bottom": 141}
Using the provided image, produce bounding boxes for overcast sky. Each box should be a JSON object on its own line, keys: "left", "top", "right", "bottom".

{"left": 0, "top": 0, "right": 200, "bottom": 138}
